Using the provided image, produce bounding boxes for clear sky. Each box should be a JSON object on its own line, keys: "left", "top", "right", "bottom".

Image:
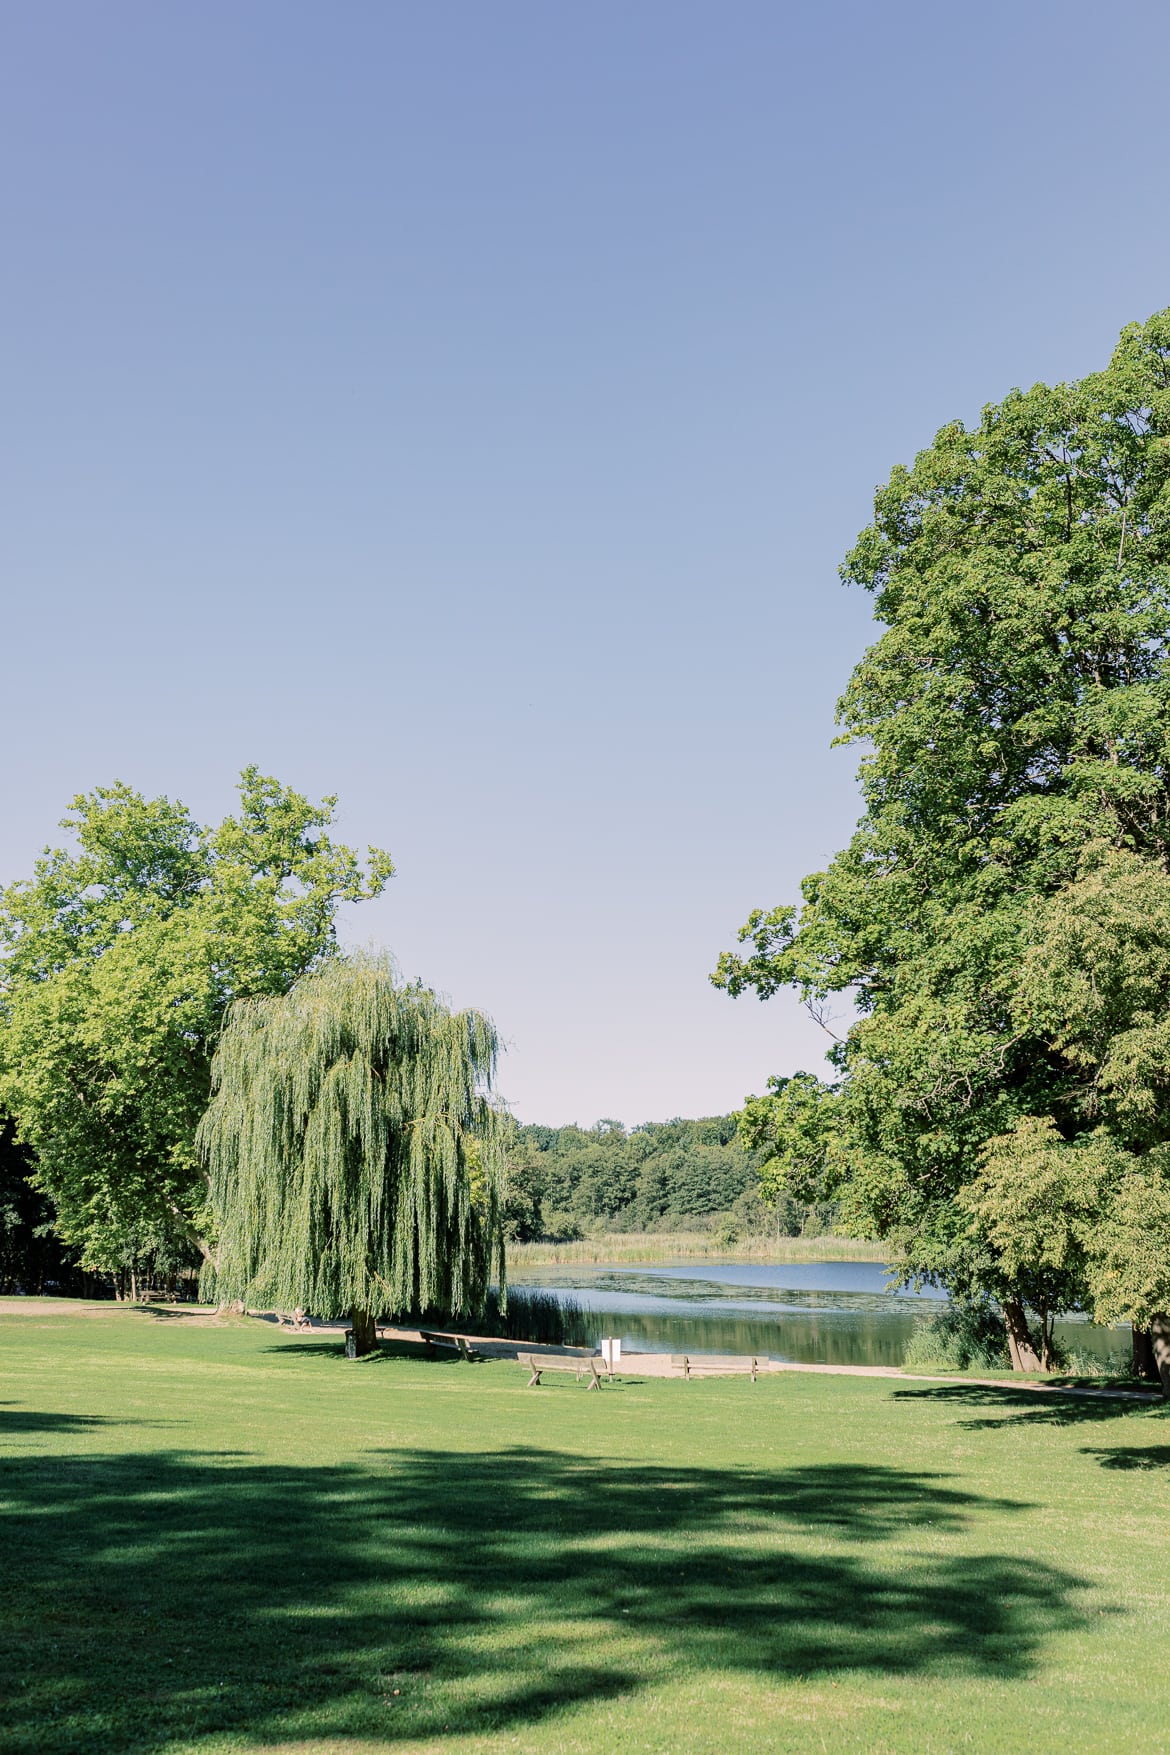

{"left": 4, "top": 2, "right": 1170, "bottom": 1125}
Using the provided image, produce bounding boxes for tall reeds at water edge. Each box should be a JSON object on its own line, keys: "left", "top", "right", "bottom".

{"left": 410, "top": 1291, "right": 596, "bottom": 1340}
{"left": 508, "top": 1232, "right": 887, "bottom": 1267}
{"left": 403, "top": 1287, "right": 591, "bottom": 1347}
{"left": 478, "top": 1286, "right": 591, "bottom": 1347}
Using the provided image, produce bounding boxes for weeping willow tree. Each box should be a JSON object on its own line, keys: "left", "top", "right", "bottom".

{"left": 198, "top": 955, "right": 506, "bottom": 1355}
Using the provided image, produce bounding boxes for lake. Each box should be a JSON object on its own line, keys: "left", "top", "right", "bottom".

{"left": 507, "top": 1260, "right": 1127, "bottom": 1368}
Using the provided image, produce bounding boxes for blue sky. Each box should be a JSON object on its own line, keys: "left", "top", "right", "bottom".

{"left": 4, "top": 2, "right": 1170, "bottom": 1124}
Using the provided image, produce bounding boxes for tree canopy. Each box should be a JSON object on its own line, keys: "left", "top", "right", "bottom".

{"left": 199, "top": 956, "right": 506, "bottom": 1352}
{"left": 501, "top": 1113, "right": 829, "bottom": 1241}
{"left": 0, "top": 769, "right": 392, "bottom": 1279}
{"left": 714, "top": 309, "right": 1170, "bottom": 1385}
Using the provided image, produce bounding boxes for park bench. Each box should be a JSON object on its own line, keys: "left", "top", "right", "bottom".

{"left": 519, "top": 1353, "right": 606, "bottom": 1389}
{"left": 671, "top": 1355, "right": 760, "bottom": 1382}
{"left": 419, "top": 1329, "right": 479, "bottom": 1362}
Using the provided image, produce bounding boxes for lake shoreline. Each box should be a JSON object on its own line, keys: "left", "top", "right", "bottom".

{"left": 507, "top": 1231, "right": 888, "bottom": 1267}
{"left": 501, "top": 1258, "right": 1132, "bottom": 1373}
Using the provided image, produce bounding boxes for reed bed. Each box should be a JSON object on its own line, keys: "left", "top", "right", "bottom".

{"left": 405, "top": 1287, "right": 589, "bottom": 1349}
{"left": 506, "top": 1231, "right": 887, "bottom": 1267}
{"left": 476, "top": 1285, "right": 591, "bottom": 1347}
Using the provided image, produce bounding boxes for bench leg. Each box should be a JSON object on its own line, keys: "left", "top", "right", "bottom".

{"left": 527, "top": 1369, "right": 542, "bottom": 1387}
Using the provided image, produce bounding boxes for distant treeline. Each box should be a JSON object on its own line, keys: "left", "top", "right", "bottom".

{"left": 502, "top": 1115, "right": 834, "bottom": 1242}
{"left": 1, "top": 1107, "right": 836, "bottom": 1297}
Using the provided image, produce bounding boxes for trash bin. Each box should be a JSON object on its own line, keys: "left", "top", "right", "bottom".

{"left": 344, "top": 1328, "right": 356, "bottom": 1360}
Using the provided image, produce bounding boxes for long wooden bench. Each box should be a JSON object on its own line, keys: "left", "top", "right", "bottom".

{"left": 519, "top": 1353, "right": 605, "bottom": 1389}
{"left": 671, "top": 1354, "right": 761, "bottom": 1382}
{"left": 420, "top": 1330, "right": 479, "bottom": 1362}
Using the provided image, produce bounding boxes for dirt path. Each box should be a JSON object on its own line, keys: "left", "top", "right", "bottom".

{"left": 2, "top": 1300, "right": 1160, "bottom": 1401}
{"left": 363, "top": 1322, "right": 1163, "bottom": 1401}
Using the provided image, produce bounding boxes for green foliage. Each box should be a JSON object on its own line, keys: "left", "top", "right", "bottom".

{"left": 502, "top": 1113, "right": 826, "bottom": 1238}
{"left": 199, "top": 956, "right": 506, "bottom": 1320}
{"left": 0, "top": 770, "right": 391, "bottom": 1276}
{"left": 961, "top": 1117, "right": 1106, "bottom": 1314}
{"left": 1084, "top": 1159, "right": 1170, "bottom": 1329}
{"left": 736, "top": 1072, "right": 840, "bottom": 1210}
{"left": 901, "top": 1298, "right": 1010, "bottom": 1371}
{"left": 714, "top": 309, "right": 1170, "bottom": 1339}
{"left": 1015, "top": 847, "right": 1170, "bottom": 1142}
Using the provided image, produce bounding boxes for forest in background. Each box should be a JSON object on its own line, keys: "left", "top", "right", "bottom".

{"left": 1, "top": 1109, "right": 834, "bottom": 1296}
{"left": 501, "top": 1115, "right": 834, "bottom": 1245}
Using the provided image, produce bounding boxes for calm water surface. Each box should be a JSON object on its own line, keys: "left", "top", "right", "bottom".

{"left": 507, "top": 1260, "right": 1125, "bottom": 1367}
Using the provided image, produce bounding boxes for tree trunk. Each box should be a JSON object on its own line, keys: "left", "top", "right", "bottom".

{"left": 1150, "top": 1313, "right": 1170, "bottom": 1399}
{"left": 1003, "top": 1299, "right": 1043, "bottom": 1372}
{"left": 349, "top": 1308, "right": 379, "bottom": 1357}
{"left": 1038, "top": 1307, "right": 1056, "bottom": 1372}
{"left": 1132, "top": 1326, "right": 1159, "bottom": 1382}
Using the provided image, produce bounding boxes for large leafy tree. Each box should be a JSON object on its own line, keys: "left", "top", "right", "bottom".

{"left": 198, "top": 956, "right": 506, "bottom": 1354}
{"left": 735, "top": 1072, "right": 840, "bottom": 1213}
{"left": 714, "top": 310, "right": 1170, "bottom": 1377}
{"left": 0, "top": 769, "right": 392, "bottom": 1278}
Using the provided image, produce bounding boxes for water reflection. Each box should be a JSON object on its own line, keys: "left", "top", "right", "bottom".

{"left": 507, "top": 1261, "right": 1126, "bottom": 1368}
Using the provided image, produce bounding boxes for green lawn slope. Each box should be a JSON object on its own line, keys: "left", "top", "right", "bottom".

{"left": 2, "top": 1301, "right": 1168, "bottom": 1755}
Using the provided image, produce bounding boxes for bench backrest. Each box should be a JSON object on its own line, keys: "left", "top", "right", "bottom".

{"left": 519, "top": 1353, "right": 602, "bottom": 1372}
{"left": 671, "top": 1354, "right": 759, "bottom": 1372}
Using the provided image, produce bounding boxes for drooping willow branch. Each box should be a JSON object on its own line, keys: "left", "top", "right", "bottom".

{"left": 198, "top": 954, "right": 506, "bottom": 1320}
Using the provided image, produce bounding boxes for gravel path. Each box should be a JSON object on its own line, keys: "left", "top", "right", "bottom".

{"left": 298, "top": 1318, "right": 1164, "bottom": 1401}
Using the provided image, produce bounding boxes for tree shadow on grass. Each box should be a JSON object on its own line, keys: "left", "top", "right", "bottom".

{"left": 1080, "top": 1444, "right": 1170, "bottom": 1470}
{"left": 0, "top": 1407, "right": 154, "bottom": 1436}
{"left": 892, "top": 1383, "right": 1166, "bottom": 1429}
{"left": 258, "top": 1339, "right": 469, "bottom": 1367}
{"left": 0, "top": 1421, "right": 1090, "bottom": 1755}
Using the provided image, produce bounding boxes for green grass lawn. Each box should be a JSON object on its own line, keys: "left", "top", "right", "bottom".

{"left": 2, "top": 1302, "right": 1168, "bottom": 1755}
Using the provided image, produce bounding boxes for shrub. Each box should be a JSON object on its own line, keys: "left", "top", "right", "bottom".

{"left": 1056, "top": 1345, "right": 1132, "bottom": 1379}
{"left": 902, "top": 1298, "right": 1010, "bottom": 1370}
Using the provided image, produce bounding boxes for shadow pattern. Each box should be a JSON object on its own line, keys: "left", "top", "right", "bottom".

{"left": 892, "top": 1382, "right": 1167, "bottom": 1429}
{"left": 1081, "top": 1444, "right": 1170, "bottom": 1470}
{"left": 0, "top": 1411, "right": 1088, "bottom": 1753}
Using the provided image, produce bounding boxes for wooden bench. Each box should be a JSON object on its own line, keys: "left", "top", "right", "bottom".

{"left": 671, "top": 1354, "right": 760, "bottom": 1382}
{"left": 419, "top": 1329, "right": 479, "bottom": 1362}
{"left": 519, "top": 1353, "right": 605, "bottom": 1389}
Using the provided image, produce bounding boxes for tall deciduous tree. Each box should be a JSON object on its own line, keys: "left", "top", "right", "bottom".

{"left": 714, "top": 310, "right": 1170, "bottom": 1375}
{"left": 735, "top": 1073, "right": 839, "bottom": 1225}
{"left": 0, "top": 770, "right": 392, "bottom": 1278}
{"left": 198, "top": 956, "right": 506, "bottom": 1354}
